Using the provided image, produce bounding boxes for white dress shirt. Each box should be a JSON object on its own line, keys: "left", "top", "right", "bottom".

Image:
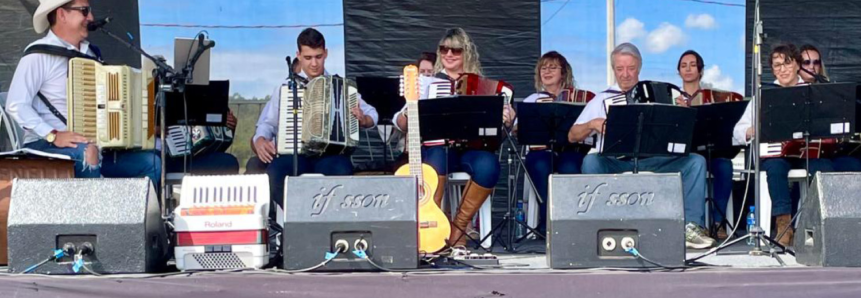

{"left": 253, "top": 70, "right": 379, "bottom": 143}
{"left": 732, "top": 78, "right": 807, "bottom": 146}
{"left": 5, "top": 30, "right": 94, "bottom": 145}
{"left": 573, "top": 84, "right": 623, "bottom": 153}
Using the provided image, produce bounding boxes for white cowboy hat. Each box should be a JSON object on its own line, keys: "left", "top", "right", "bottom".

{"left": 32, "top": 0, "right": 75, "bottom": 34}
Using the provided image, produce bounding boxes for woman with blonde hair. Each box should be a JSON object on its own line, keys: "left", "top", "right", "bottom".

{"left": 519, "top": 51, "right": 584, "bottom": 235}
{"left": 393, "top": 28, "right": 508, "bottom": 250}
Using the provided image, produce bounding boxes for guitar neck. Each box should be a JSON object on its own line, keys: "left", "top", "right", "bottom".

{"left": 406, "top": 101, "right": 423, "bottom": 178}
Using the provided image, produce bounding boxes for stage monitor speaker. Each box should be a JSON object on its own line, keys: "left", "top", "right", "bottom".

{"left": 796, "top": 172, "right": 861, "bottom": 267}
{"left": 7, "top": 178, "right": 167, "bottom": 274}
{"left": 548, "top": 174, "right": 686, "bottom": 269}
{"left": 282, "top": 176, "right": 418, "bottom": 271}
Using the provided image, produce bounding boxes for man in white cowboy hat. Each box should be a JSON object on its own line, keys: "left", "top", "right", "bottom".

{"left": 4, "top": 0, "right": 162, "bottom": 188}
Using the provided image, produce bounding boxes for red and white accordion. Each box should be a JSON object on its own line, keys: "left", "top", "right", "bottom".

{"left": 686, "top": 89, "right": 744, "bottom": 106}
{"left": 760, "top": 139, "right": 837, "bottom": 159}
{"left": 535, "top": 87, "right": 595, "bottom": 104}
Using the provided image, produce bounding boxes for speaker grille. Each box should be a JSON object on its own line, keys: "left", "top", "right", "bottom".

{"left": 191, "top": 253, "right": 246, "bottom": 269}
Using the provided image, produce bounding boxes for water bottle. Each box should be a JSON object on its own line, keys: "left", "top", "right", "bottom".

{"left": 515, "top": 201, "right": 525, "bottom": 239}
{"left": 747, "top": 206, "right": 756, "bottom": 246}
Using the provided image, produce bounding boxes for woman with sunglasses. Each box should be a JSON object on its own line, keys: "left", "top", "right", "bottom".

{"left": 516, "top": 51, "right": 585, "bottom": 235}
{"left": 393, "top": 28, "right": 506, "bottom": 250}
{"left": 798, "top": 44, "right": 830, "bottom": 84}
{"left": 802, "top": 44, "right": 861, "bottom": 172}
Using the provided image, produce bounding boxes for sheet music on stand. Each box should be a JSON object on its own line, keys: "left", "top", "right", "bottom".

{"left": 601, "top": 104, "right": 696, "bottom": 172}
{"left": 515, "top": 102, "right": 585, "bottom": 147}
{"left": 418, "top": 96, "right": 504, "bottom": 150}
{"left": 691, "top": 101, "right": 748, "bottom": 159}
{"left": 761, "top": 83, "right": 857, "bottom": 143}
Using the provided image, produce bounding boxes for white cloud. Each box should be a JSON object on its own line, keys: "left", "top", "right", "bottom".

{"left": 685, "top": 14, "right": 717, "bottom": 29}
{"left": 616, "top": 18, "right": 646, "bottom": 44}
{"left": 701, "top": 65, "right": 735, "bottom": 91}
{"left": 645, "top": 23, "right": 686, "bottom": 53}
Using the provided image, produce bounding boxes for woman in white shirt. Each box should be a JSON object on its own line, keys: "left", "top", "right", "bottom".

{"left": 732, "top": 44, "right": 834, "bottom": 246}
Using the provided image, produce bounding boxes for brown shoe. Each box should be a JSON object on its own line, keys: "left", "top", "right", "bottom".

{"left": 448, "top": 180, "right": 493, "bottom": 247}
{"left": 775, "top": 214, "right": 794, "bottom": 247}
{"left": 716, "top": 225, "right": 728, "bottom": 240}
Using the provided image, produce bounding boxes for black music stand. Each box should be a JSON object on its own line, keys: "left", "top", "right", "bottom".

{"left": 510, "top": 102, "right": 586, "bottom": 247}
{"left": 164, "top": 80, "right": 230, "bottom": 126}
{"left": 357, "top": 76, "right": 406, "bottom": 170}
{"left": 418, "top": 96, "right": 504, "bottom": 149}
{"left": 417, "top": 95, "right": 504, "bottom": 251}
{"left": 601, "top": 104, "right": 697, "bottom": 173}
{"left": 691, "top": 101, "right": 748, "bottom": 236}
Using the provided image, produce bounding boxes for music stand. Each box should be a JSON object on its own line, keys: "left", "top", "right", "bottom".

{"left": 164, "top": 80, "right": 230, "bottom": 127}
{"left": 418, "top": 96, "right": 504, "bottom": 148}
{"left": 509, "top": 102, "right": 587, "bottom": 247}
{"left": 601, "top": 104, "right": 697, "bottom": 173}
{"left": 691, "top": 100, "right": 748, "bottom": 235}
{"left": 356, "top": 77, "right": 405, "bottom": 125}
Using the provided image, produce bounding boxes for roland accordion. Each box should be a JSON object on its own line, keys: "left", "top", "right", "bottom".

{"left": 277, "top": 75, "right": 360, "bottom": 156}
{"left": 66, "top": 58, "right": 155, "bottom": 149}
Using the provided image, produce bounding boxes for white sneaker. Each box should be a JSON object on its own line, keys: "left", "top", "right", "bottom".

{"left": 685, "top": 222, "right": 716, "bottom": 249}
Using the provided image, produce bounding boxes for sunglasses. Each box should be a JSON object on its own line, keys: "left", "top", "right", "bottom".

{"left": 802, "top": 59, "right": 822, "bottom": 66}
{"left": 438, "top": 45, "right": 463, "bottom": 55}
{"left": 64, "top": 6, "right": 92, "bottom": 16}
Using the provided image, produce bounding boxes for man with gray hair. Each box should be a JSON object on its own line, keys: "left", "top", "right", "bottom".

{"left": 567, "top": 42, "right": 715, "bottom": 249}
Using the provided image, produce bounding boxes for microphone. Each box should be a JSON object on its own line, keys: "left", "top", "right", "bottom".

{"left": 798, "top": 67, "right": 830, "bottom": 83}
{"left": 87, "top": 17, "right": 112, "bottom": 31}
{"left": 197, "top": 34, "right": 216, "bottom": 49}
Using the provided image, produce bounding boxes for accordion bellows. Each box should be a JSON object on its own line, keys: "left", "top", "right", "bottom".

{"left": 66, "top": 58, "right": 155, "bottom": 149}
{"left": 277, "top": 75, "right": 360, "bottom": 156}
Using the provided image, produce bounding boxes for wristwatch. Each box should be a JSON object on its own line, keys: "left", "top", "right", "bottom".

{"left": 46, "top": 130, "right": 58, "bottom": 144}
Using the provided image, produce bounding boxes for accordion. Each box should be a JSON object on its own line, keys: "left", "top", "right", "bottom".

{"left": 686, "top": 89, "right": 744, "bottom": 106}
{"left": 277, "top": 75, "right": 360, "bottom": 156}
{"left": 603, "top": 81, "right": 680, "bottom": 113}
{"left": 67, "top": 58, "right": 155, "bottom": 149}
{"left": 165, "top": 125, "right": 234, "bottom": 158}
{"left": 425, "top": 73, "right": 514, "bottom": 102}
{"left": 760, "top": 139, "right": 837, "bottom": 159}
{"left": 535, "top": 87, "right": 595, "bottom": 104}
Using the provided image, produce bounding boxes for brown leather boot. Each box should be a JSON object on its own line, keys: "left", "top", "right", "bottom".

{"left": 448, "top": 180, "right": 493, "bottom": 247}
{"left": 434, "top": 175, "right": 447, "bottom": 211}
{"left": 775, "top": 214, "right": 794, "bottom": 247}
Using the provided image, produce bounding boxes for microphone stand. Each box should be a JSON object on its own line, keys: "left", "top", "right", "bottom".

{"left": 286, "top": 57, "right": 300, "bottom": 176}
{"left": 97, "top": 27, "right": 205, "bottom": 218}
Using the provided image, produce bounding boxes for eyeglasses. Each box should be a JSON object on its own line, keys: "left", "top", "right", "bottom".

{"left": 540, "top": 65, "right": 561, "bottom": 72}
{"left": 438, "top": 46, "right": 463, "bottom": 56}
{"left": 802, "top": 59, "right": 822, "bottom": 67}
{"left": 64, "top": 6, "right": 92, "bottom": 16}
{"left": 772, "top": 62, "right": 795, "bottom": 70}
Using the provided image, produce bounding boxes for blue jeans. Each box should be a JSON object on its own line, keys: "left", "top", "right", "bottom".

{"left": 761, "top": 157, "right": 833, "bottom": 216}
{"left": 832, "top": 156, "right": 861, "bottom": 172}
{"left": 422, "top": 146, "right": 500, "bottom": 188}
{"left": 25, "top": 140, "right": 162, "bottom": 189}
{"left": 710, "top": 158, "right": 734, "bottom": 224}
{"left": 267, "top": 154, "right": 354, "bottom": 208}
{"left": 525, "top": 150, "right": 583, "bottom": 231}
{"left": 582, "top": 153, "right": 707, "bottom": 226}
{"left": 167, "top": 152, "right": 239, "bottom": 175}
{"left": 245, "top": 156, "right": 268, "bottom": 174}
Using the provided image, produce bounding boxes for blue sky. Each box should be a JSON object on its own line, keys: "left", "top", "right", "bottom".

{"left": 139, "top": 0, "right": 745, "bottom": 98}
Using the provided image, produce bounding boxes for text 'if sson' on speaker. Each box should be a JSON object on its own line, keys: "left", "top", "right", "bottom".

{"left": 283, "top": 176, "right": 418, "bottom": 271}
{"left": 548, "top": 173, "right": 686, "bottom": 269}
{"left": 7, "top": 178, "right": 167, "bottom": 274}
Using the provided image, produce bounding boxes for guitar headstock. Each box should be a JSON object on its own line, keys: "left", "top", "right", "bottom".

{"left": 402, "top": 65, "right": 420, "bottom": 102}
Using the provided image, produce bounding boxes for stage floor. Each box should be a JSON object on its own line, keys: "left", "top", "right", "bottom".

{"left": 1, "top": 241, "right": 860, "bottom": 298}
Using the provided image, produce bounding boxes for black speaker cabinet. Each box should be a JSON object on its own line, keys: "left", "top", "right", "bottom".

{"left": 796, "top": 172, "right": 861, "bottom": 267}
{"left": 7, "top": 178, "right": 167, "bottom": 274}
{"left": 548, "top": 174, "right": 686, "bottom": 269}
{"left": 282, "top": 176, "right": 418, "bottom": 271}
